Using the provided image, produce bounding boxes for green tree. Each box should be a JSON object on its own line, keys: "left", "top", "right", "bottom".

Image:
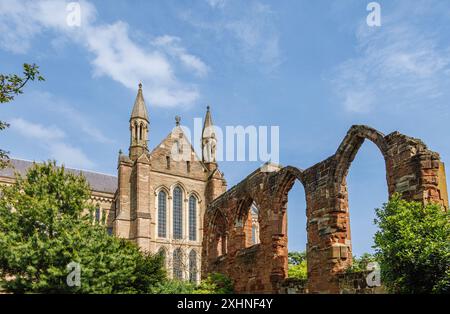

{"left": 0, "top": 161, "right": 166, "bottom": 293}
{"left": 288, "top": 251, "right": 307, "bottom": 280}
{"left": 373, "top": 194, "right": 450, "bottom": 294}
{"left": 0, "top": 63, "right": 44, "bottom": 168}
{"left": 346, "top": 253, "right": 377, "bottom": 273}
{"left": 150, "top": 273, "right": 234, "bottom": 294}
{"left": 194, "top": 273, "right": 234, "bottom": 294}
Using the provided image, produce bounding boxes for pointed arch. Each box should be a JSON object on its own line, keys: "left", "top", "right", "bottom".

{"left": 157, "top": 189, "right": 168, "bottom": 238}
{"left": 158, "top": 246, "right": 167, "bottom": 267}
{"left": 334, "top": 125, "right": 390, "bottom": 190}
{"left": 189, "top": 194, "right": 198, "bottom": 241}
{"left": 173, "top": 185, "right": 183, "bottom": 239}
{"left": 189, "top": 249, "right": 198, "bottom": 283}
{"left": 173, "top": 248, "right": 183, "bottom": 280}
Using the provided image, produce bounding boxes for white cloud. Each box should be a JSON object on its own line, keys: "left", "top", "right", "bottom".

{"left": 9, "top": 118, "right": 95, "bottom": 169}
{"left": 48, "top": 142, "right": 94, "bottom": 169}
{"left": 330, "top": 3, "right": 450, "bottom": 113}
{"left": 153, "top": 35, "right": 209, "bottom": 77}
{"left": 183, "top": 1, "right": 281, "bottom": 70}
{"left": 0, "top": 0, "right": 205, "bottom": 107}
{"left": 206, "top": 0, "right": 227, "bottom": 9}
{"left": 23, "top": 91, "right": 114, "bottom": 144}
{"left": 10, "top": 118, "right": 65, "bottom": 141}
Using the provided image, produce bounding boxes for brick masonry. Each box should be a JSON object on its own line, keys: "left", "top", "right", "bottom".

{"left": 201, "top": 125, "right": 448, "bottom": 293}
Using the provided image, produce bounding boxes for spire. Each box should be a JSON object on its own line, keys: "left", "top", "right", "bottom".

{"left": 202, "top": 105, "right": 217, "bottom": 166}
{"left": 129, "top": 83, "right": 149, "bottom": 160}
{"left": 202, "top": 105, "right": 214, "bottom": 139}
{"left": 130, "top": 82, "right": 149, "bottom": 122}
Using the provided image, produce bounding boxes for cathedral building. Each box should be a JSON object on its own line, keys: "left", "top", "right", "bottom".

{"left": 0, "top": 83, "right": 227, "bottom": 283}
{"left": 113, "top": 83, "right": 227, "bottom": 282}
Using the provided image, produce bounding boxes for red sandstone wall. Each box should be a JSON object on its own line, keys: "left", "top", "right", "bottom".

{"left": 202, "top": 125, "right": 448, "bottom": 294}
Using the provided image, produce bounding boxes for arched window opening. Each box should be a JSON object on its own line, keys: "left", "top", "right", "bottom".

{"left": 173, "top": 248, "right": 183, "bottom": 280}
{"left": 173, "top": 187, "right": 183, "bottom": 239}
{"left": 250, "top": 202, "right": 260, "bottom": 245}
{"left": 212, "top": 211, "right": 227, "bottom": 258}
{"left": 139, "top": 124, "right": 143, "bottom": 141}
{"left": 158, "top": 190, "right": 167, "bottom": 238}
{"left": 242, "top": 201, "right": 260, "bottom": 248}
{"left": 189, "top": 195, "right": 197, "bottom": 241}
{"left": 158, "top": 247, "right": 167, "bottom": 267}
{"left": 286, "top": 180, "right": 307, "bottom": 280}
{"left": 134, "top": 123, "right": 138, "bottom": 142}
{"left": 189, "top": 250, "right": 197, "bottom": 283}
{"left": 95, "top": 205, "right": 101, "bottom": 223}
{"left": 347, "top": 141, "right": 387, "bottom": 259}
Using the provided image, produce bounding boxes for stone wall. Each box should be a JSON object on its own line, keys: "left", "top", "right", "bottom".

{"left": 202, "top": 125, "right": 448, "bottom": 294}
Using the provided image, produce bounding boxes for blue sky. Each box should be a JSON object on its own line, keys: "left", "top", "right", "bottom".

{"left": 1, "top": 0, "right": 450, "bottom": 256}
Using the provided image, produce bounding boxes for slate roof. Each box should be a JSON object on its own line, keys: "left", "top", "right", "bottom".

{"left": 0, "top": 159, "right": 118, "bottom": 194}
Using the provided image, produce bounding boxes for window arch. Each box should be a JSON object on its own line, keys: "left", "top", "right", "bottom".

{"left": 189, "top": 250, "right": 198, "bottom": 283}
{"left": 250, "top": 202, "right": 260, "bottom": 245}
{"left": 173, "top": 248, "right": 183, "bottom": 280}
{"left": 158, "top": 190, "right": 167, "bottom": 238}
{"left": 95, "top": 204, "right": 101, "bottom": 223}
{"left": 173, "top": 186, "right": 183, "bottom": 239}
{"left": 189, "top": 195, "right": 197, "bottom": 241}
{"left": 158, "top": 247, "right": 167, "bottom": 266}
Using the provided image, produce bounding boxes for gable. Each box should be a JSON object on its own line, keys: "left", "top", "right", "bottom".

{"left": 149, "top": 127, "right": 208, "bottom": 181}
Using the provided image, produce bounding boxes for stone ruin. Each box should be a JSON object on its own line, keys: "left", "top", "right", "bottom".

{"left": 201, "top": 125, "right": 449, "bottom": 293}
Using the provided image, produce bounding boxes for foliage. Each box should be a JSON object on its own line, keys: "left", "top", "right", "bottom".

{"left": 288, "top": 251, "right": 307, "bottom": 280}
{"left": 0, "top": 63, "right": 45, "bottom": 168}
{"left": 345, "top": 253, "right": 377, "bottom": 273}
{"left": 0, "top": 161, "right": 166, "bottom": 293}
{"left": 194, "top": 273, "right": 234, "bottom": 294}
{"left": 150, "top": 273, "right": 234, "bottom": 294}
{"left": 0, "top": 63, "right": 44, "bottom": 104}
{"left": 150, "top": 280, "right": 196, "bottom": 294}
{"left": 373, "top": 194, "right": 450, "bottom": 294}
{"left": 288, "top": 251, "right": 306, "bottom": 265}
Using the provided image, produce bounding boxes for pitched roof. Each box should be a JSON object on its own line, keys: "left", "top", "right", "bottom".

{"left": 0, "top": 159, "right": 117, "bottom": 194}
{"left": 130, "top": 83, "right": 149, "bottom": 122}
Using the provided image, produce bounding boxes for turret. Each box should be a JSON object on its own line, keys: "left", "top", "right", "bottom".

{"left": 129, "top": 83, "right": 149, "bottom": 160}
{"left": 202, "top": 105, "right": 217, "bottom": 172}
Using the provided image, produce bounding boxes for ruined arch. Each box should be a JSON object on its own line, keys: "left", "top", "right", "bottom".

{"left": 334, "top": 125, "right": 392, "bottom": 196}
{"left": 207, "top": 208, "right": 228, "bottom": 259}
{"left": 202, "top": 125, "right": 448, "bottom": 293}
{"left": 331, "top": 126, "right": 391, "bottom": 271}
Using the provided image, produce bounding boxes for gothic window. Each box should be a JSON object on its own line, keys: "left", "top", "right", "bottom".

{"left": 139, "top": 124, "right": 143, "bottom": 141}
{"left": 173, "top": 248, "right": 183, "bottom": 280}
{"left": 173, "top": 187, "right": 183, "bottom": 239}
{"left": 189, "top": 250, "right": 197, "bottom": 283}
{"left": 95, "top": 205, "right": 101, "bottom": 223}
{"left": 134, "top": 122, "right": 138, "bottom": 141}
{"left": 189, "top": 195, "right": 197, "bottom": 241}
{"left": 250, "top": 202, "right": 260, "bottom": 245}
{"left": 158, "top": 247, "right": 167, "bottom": 267}
{"left": 158, "top": 191, "right": 167, "bottom": 238}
